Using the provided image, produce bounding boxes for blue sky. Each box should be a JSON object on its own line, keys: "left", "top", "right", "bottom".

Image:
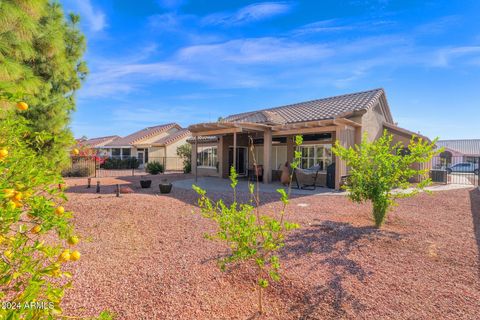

{"left": 61, "top": 0, "right": 480, "bottom": 140}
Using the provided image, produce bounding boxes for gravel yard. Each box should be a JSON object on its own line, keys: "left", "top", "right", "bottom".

{"left": 61, "top": 175, "right": 480, "bottom": 319}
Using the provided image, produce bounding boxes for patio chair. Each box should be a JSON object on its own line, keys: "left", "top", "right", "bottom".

{"left": 292, "top": 167, "right": 320, "bottom": 190}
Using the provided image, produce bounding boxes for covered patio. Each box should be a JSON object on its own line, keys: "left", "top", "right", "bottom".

{"left": 189, "top": 118, "right": 360, "bottom": 190}
{"left": 173, "top": 176, "right": 344, "bottom": 196}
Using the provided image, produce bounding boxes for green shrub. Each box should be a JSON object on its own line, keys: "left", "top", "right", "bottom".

{"left": 176, "top": 143, "right": 191, "bottom": 174}
{"left": 101, "top": 157, "right": 139, "bottom": 169}
{"left": 146, "top": 161, "right": 164, "bottom": 174}
{"left": 61, "top": 163, "right": 92, "bottom": 177}
{"left": 332, "top": 130, "right": 439, "bottom": 228}
{"left": 183, "top": 161, "right": 191, "bottom": 174}
{"left": 192, "top": 135, "right": 303, "bottom": 314}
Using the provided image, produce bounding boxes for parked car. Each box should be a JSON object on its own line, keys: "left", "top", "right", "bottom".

{"left": 446, "top": 162, "right": 479, "bottom": 175}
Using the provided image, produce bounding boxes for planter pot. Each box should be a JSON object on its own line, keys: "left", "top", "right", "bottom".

{"left": 159, "top": 183, "right": 172, "bottom": 194}
{"left": 140, "top": 180, "right": 152, "bottom": 188}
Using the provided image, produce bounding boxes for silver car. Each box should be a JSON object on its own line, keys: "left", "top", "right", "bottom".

{"left": 446, "top": 162, "right": 479, "bottom": 175}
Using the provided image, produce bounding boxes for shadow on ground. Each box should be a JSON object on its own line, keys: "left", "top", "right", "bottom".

{"left": 470, "top": 189, "right": 480, "bottom": 278}
{"left": 281, "top": 220, "right": 402, "bottom": 318}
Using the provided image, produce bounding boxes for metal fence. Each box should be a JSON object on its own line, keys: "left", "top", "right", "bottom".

{"left": 62, "top": 156, "right": 186, "bottom": 178}
{"left": 430, "top": 156, "right": 479, "bottom": 186}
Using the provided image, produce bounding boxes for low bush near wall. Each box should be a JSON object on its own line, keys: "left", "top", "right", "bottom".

{"left": 146, "top": 161, "right": 164, "bottom": 174}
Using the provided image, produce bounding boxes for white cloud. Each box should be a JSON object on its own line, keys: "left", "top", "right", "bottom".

{"left": 202, "top": 2, "right": 293, "bottom": 26}
{"left": 177, "top": 37, "right": 332, "bottom": 64}
{"left": 433, "top": 46, "right": 480, "bottom": 67}
{"left": 67, "top": 0, "right": 106, "bottom": 32}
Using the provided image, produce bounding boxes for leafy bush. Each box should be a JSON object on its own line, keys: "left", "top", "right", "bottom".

{"left": 183, "top": 161, "right": 191, "bottom": 174}
{"left": 101, "top": 157, "right": 139, "bottom": 169}
{"left": 192, "top": 135, "right": 303, "bottom": 314}
{"left": 332, "top": 130, "right": 439, "bottom": 227}
{"left": 146, "top": 161, "right": 164, "bottom": 174}
{"left": 176, "top": 143, "right": 191, "bottom": 173}
{"left": 0, "top": 110, "right": 113, "bottom": 318}
{"left": 61, "top": 163, "right": 93, "bottom": 177}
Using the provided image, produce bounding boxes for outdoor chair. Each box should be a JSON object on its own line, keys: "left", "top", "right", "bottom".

{"left": 292, "top": 166, "right": 321, "bottom": 190}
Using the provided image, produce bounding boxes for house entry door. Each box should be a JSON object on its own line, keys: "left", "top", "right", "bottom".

{"left": 137, "top": 151, "right": 144, "bottom": 167}
{"left": 228, "top": 147, "right": 248, "bottom": 176}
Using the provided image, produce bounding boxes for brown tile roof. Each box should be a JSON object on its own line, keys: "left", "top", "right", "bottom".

{"left": 224, "top": 88, "right": 385, "bottom": 124}
{"left": 186, "top": 136, "right": 218, "bottom": 144}
{"left": 106, "top": 123, "right": 180, "bottom": 147}
{"left": 153, "top": 129, "right": 191, "bottom": 146}
{"left": 436, "top": 139, "right": 480, "bottom": 156}
{"left": 79, "top": 135, "right": 120, "bottom": 148}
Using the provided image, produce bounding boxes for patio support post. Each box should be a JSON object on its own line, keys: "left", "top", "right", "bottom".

{"left": 233, "top": 131, "right": 237, "bottom": 172}
{"left": 194, "top": 136, "right": 198, "bottom": 183}
{"left": 263, "top": 129, "right": 272, "bottom": 183}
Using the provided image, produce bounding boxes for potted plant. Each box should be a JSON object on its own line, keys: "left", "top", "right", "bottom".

{"left": 140, "top": 179, "right": 152, "bottom": 188}
{"left": 159, "top": 178, "right": 172, "bottom": 194}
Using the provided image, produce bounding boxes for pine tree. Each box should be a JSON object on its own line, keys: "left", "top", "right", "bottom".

{"left": 0, "top": 0, "right": 88, "bottom": 165}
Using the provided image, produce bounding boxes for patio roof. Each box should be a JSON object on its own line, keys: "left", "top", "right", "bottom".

{"left": 188, "top": 121, "right": 271, "bottom": 136}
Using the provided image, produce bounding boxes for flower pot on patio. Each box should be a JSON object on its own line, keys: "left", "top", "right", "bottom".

{"left": 159, "top": 183, "right": 172, "bottom": 194}
{"left": 140, "top": 179, "right": 152, "bottom": 188}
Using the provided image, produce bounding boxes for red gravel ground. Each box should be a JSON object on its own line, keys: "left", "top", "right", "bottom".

{"left": 61, "top": 175, "right": 480, "bottom": 319}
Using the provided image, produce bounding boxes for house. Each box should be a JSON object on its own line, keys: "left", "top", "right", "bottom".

{"left": 434, "top": 139, "right": 480, "bottom": 167}
{"left": 188, "top": 88, "right": 429, "bottom": 190}
{"left": 77, "top": 135, "right": 121, "bottom": 157}
{"left": 96, "top": 123, "right": 191, "bottom": 170}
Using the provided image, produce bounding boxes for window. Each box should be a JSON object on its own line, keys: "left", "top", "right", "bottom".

{"left": 197, "top": 146, "right": 218, "bottom": 168}
{"left": 111, "top": 148, "right": 121, "bottom": 158}
{"left": 121, "top": 148, "right": 131, "bottom": 158}
{"left": 298, "top": 144, "right": 332, "bottom": 170}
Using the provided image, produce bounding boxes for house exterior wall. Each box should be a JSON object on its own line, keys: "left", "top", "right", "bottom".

{"left": 165, "top": 137, "right": 189, "bottom": 170}
{"left": 360, "top": 102, "right": 388, "bottom": 141}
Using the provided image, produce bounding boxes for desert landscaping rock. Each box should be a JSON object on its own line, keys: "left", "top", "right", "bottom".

{"left": 61, "top": 175, "right": 480, "bottom": 319}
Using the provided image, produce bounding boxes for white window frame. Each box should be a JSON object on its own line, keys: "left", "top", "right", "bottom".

{"left": 197, "top": 146, "right": 218, "bottom": 169}
{"left": 298, "top": 144, "right": 333, "bottom": 170}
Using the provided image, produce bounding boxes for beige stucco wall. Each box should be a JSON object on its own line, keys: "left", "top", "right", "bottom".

{"left": 360, "top": 102, "right": 388, "bottom": 141}
{"left": 149, "top": 146, "right": 165, "bottom": 159}
{"left": 165, "top": 136, "right": 190, "bottom": 170}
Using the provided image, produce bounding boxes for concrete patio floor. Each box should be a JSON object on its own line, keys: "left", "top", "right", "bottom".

{"left": 172, "top": 177, "right": 344, "bottom": 196}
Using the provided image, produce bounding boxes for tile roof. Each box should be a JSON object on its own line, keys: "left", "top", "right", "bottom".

{"left": 186, "top": 136, "right": 218, "bottom": 143}
{"left": 436, "top": 139, "right": 480, "bottom": 156}
{"left": 223, "top": 88, "right": 385, "bottom": 124}
{"left": 106, "top": 123, "right": 180, "bottom": 147}
{"left": 153, "top": 129, "right": 191, "bottom": 146}
{"left": 79, "top": 135, "right": 120, "bottom": 148}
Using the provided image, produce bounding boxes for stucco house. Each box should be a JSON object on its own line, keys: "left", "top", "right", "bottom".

{"left": 188, "top": 88, "right": 429, "bottom": 190}
{"left": 92, "top": 123, "right": 191, "bottom": 170}
{"left": 77, "top": 135, "right": 121, "bottom": 157}
{"left": 434, "top": 139, "right": 480, "bottom": 167}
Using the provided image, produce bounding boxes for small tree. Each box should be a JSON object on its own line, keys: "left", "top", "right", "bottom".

{"left": 193, "top": 135, "right": 303, "bottom": 315}
{"left": 176, "top": 143, "right": 192, "bottom": 173}
{"left": 332, "top": 130, "right": 439, "bottom": 228}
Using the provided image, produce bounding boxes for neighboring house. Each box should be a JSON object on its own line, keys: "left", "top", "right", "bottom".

{"left": 188, "top": 88, "right": 429, "bottom": 190}
{"left": 434, "top": 139, "right": 480, "bottom": 168}
{"left": 77, "top": 135, "right": 121, "bottom": 157}
{"left": 96, "top": 123, "right": 191, "bottom": 169}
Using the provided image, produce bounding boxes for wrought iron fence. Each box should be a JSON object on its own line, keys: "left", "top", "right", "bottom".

{"left": 430, "top": 156, "right": 479, "bottom": 186}
{"left": 62, "top": 156, "right": 187, "bottom": 178}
